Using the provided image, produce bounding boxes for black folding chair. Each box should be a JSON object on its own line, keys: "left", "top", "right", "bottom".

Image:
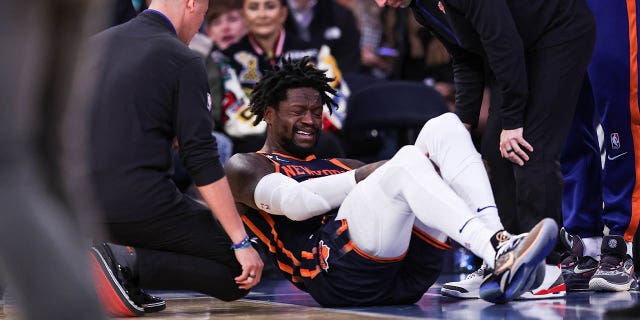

{"left": 342, "top": 80, "right": 449, "bottom": 162}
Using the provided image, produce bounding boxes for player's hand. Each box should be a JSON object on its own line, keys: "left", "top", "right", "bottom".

{"left": 499, "top": 127, "right": 533, "bottom": 166}
{"left": 354, "top": 160, "right": 386, "bottom": 182}
{"left": 233, "top": 246, "right": 264, "bottom": 290}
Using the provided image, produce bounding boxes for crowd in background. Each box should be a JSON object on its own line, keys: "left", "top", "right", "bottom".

{"left": 187, "top": 0, "right": 458, "bottom": 160}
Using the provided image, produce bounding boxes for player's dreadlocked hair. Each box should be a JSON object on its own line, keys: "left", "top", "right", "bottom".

{"left": 249, "top": 57, "right": 338, "bottom": 125}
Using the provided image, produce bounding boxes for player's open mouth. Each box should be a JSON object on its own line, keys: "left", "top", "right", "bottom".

{"left": 295, "top": 129, "right": 316, "bottom": 142}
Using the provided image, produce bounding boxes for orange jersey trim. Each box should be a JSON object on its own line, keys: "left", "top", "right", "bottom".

{"left": 336, "top": 219, "right": 349, "bottom": 236}
{"left": 412, "top": 227, "right": 452, "bottom": 251}
{"left": 241, "top": 216, "right": 276, "bottom": 253}
{"left": 328, "top": 158, "right": 353, "bottom": 171}
{"left": 342, "top": 240, "right": 407, "bottom": 263}
{"left": 301, "top": 251, "right": 315, "bottom": 259}
{"left": 626, "top": 0, "right": 640, "bottom": 241}
{"left": 259, "top": 210, "right": 302, "bottom": 266}
{"left": 300, "top": 266, "right": 321, "bottom": 278}
{"left": 256, "top": 150, "right": 316, "bottom": 162}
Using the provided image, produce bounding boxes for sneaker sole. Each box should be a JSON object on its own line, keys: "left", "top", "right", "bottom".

{"left": 90, "top": 248, "right": 144, "bottom": 317}
{"left": 143, "top": 300, "right": 167, "bottom": 313}
{"left": 564, "top": 273, "right": 596, "bottom": 291}
{"left": 480, "top": 218, "right": 558, "bottom": 303}
{"left": 589, "top": 277, "right": 637, "bottom": 292}
{"left": 516, "top": 283, "right": 567, "bottom": 300}
{"left": 441, "top": 285, "right": 480, "bottom": 299}
{"left": 480, "top": 266, "right": 540, "bottom": 303}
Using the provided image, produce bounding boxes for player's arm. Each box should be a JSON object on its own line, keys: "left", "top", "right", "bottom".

{"left": 225, "top": 154, "right": 362, "bottom": 221}
{"left": 225, "top": 153, "right": 277, "bottom": 212}
{"left": 337, "top": 158, "right": 387, "bottom": 183}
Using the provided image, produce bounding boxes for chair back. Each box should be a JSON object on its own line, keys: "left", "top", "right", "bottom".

{"left": 342, "top": 80, "right": 449, "bottom": 161}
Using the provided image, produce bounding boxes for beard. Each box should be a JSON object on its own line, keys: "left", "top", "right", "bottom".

{"left": 280, "top": 128, "right": 319, "bottom": 158}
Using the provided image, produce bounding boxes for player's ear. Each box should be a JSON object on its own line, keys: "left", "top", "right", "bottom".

{"left": 264, "top": 105, "right": 275, "bottom": 125}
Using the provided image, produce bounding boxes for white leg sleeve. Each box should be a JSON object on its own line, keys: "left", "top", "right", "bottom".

{"left": 337, "top": 145, "right": 498, "bottom": 262}
{"left": 415, "top": 113, "right": 504, "bottom": 231}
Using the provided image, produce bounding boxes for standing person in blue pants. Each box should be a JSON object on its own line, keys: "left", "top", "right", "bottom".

{"left": 560, "top": 0, "right": 640, "bottom": 293}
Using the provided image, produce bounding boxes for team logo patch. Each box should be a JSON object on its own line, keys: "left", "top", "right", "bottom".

{"left": 235, "top": 51, "right": 261, "bottom": 84}
{"left": 608, "top": 238, "right": 618, "bottom": 249}
{"left": 611, "top": 133, "right": 621, "bottom": 149}
{"left": 318, "top": 240, "right": 331, "bottom": 271}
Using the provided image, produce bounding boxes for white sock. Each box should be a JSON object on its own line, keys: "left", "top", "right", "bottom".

{"left": 582, "top": 236, "right": 602, "bottom": 260}
{"left": 458, "top": 217, "right": 497, "bottom": 268}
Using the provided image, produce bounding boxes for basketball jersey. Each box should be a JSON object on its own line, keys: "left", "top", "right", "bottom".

{"left": 242, "top": 152, "right": 353, "bottom": 290}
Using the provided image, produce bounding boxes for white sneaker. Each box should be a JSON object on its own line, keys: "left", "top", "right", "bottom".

{"left": 517, "top": 264, "right": 566, "bottom": 300}
{"left": 441, "top": 265, "right": 488, "bottom": 299}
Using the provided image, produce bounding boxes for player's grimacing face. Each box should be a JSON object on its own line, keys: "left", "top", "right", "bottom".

{"left": 269, "top": 87, "right": 323, "bottom": 157}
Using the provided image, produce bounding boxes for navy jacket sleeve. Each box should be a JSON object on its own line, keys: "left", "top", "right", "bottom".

{"left": 175, "top": 57, "right": 225, "bottom": 186}
{"left": 448, "top": 0, "right": 528, "bottom": 129}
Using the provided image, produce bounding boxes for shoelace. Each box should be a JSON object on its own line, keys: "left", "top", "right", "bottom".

{"left": 559, "top": 251, "right": 578, "bottom": 267}
{"left": 599, "top": 255, "right": 624, "bottom": 270}
{"left": 465, "top": 265, "right": 487, "bottom": 280}
{"left": 495, "top": 233, "right": 528, "bottom": 257}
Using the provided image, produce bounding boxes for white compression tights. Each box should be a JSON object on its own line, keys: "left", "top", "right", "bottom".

{"left": 336, "top": 113, "right": 502, "bottom": 265}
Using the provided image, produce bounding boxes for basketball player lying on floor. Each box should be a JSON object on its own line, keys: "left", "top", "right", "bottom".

{"left": 224, "top": 57, "right": 557, "bottom": 306}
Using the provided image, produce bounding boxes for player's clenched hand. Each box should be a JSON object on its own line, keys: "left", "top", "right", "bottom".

{"left": 234, "top": 246, "right": 264, "bottom": 290}
{"left": 499, "top": 127, "right": 533, "bottom": 166}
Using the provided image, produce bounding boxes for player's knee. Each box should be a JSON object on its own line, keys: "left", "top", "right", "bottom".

{"left": 428, "top": 113, "right": 467, "bottom": 137}
{"left": 394, "top": 145, "right": 425, "bottom": 161}
{"left": 391, "top": 145, "right": 433, "bottom": 171}
{"left": 416, "top": 112, "right": 467, "bottom": 153}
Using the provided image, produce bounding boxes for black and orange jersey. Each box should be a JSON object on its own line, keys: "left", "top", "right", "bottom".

{"left": 241, "top": 152, "right": 353, "bottom": 290}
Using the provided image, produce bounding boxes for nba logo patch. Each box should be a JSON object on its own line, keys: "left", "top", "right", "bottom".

{"left": 611, "top": 133, "right": 621, "bottom": 149}
{"left": 318, "top": 240, "right": 331, "bottom": 271}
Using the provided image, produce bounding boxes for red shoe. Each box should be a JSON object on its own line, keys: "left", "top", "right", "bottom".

{"left": 90, "top": 245, "right": 144, "bottom": 317}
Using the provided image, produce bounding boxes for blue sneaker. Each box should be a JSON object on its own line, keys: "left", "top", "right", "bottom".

{"left": 479, "top": 218, "right": 558, "bottom": 304}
